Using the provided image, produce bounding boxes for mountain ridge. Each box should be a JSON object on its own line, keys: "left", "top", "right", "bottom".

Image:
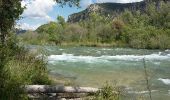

{"left": 68, "top": 1, "right": 146, "bottom": 23}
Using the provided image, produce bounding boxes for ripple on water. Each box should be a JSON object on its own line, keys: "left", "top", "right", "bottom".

{"left": 48, "top": 53, "right": 170, "bottom": 64}
{"left": 158, "top": 78, "right": 170, "bottom": 85}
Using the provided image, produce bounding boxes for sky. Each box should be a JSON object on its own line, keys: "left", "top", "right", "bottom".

{"left": 17, "top": 0, "right": 143, "bottom": 30}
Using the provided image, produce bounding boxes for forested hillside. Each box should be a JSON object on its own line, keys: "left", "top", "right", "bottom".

{"left": 19, "top": 1, "right": 170, "bottom": 49}
{"left": 68, "top": 1, "right": 146, "bottom": 23}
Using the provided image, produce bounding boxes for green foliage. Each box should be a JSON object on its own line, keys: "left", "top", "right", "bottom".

{"left": 57, "top": 16, "right": 67, "bottom": 28}
{"left": 0, "top": 0, "right": 24, "bottom": 44}
{"left": 0, "top": 0, "right": 80, "bottom": 44}
{"left": 56, "top": 0, "right": 80, "bottom": 7}
{"left": 64, "top": 24, "right": 87, "bottom": 42}
{"left": 18, "top": 31, "right": 41, "bottom": 45}
{"left": 96, "top": 24, "right": 114, "bottom": 43}
{"left": 0, "top": 0, "right": 80, "bottom": 99}
{"left": 145, "top": 1, "right": 170, "bottom": 28}
{"left": 36, "top": 22, "right": 64, "bottom": 45}
{"left": 91, "top": 83, "right": 121, "bottom": 100}
{"left": 0, "top": 34, "right": 51, "bottom": 99}
{"left": 19, "top": 1, "right": 170, "bottom": 49}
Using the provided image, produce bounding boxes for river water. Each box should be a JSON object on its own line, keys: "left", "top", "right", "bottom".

{"left": 30, "top": 45, "right": 170, "bottom": 99}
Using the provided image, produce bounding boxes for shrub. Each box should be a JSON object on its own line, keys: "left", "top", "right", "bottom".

{"left": 112, "top": 18, "right": 125, "bottom": 40}
{"left": 36, "top": 22, "right": 64, "bottom": 45}
{"left": 91, "top": 83, "right": 121, "bottom": 100}
{"left": 96, "top": 24, "right": 114, "bottom": 43}
{"left": 0, "top": 34, "right": 51, "bottom": 99}
{"left": 64, "top": 24, "right": 87, "bottom": 42}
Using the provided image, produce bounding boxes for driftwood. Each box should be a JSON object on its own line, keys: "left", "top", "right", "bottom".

{"left": 25, "top": 85, "right": 99, "bottom": 94}
{"left": 28, "top": 93, "right": 88, "bottom": 99}
{"left": 24, "top": 85, "right": 120, "bottom": 99}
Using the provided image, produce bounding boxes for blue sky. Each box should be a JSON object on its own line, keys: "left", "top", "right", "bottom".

{"left": 17, "top": 0, "right": 143, "bottom": 30}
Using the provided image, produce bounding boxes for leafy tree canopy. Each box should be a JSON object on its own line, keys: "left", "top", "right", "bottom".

{"left": 56, "top": 0, "right": 80, "bottom": 7}
{"left": 0, "top": 0, "right": 24, "bottom": 44}
{"left": 0, "top": 0, "right": 80, "bottom": 45}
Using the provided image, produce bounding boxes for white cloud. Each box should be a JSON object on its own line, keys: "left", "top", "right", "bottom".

{"left": 22, "top": 0, "right": 56, "bottom": 21}
{"left": 16, "top": 23, "right": 40, "bottom": 30}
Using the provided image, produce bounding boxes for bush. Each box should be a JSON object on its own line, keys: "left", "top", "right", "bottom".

{"left": 91, "top": 83, "right": 121, "bottom": 100}
{"left": 0, "top": 34, "right": 51, "bottom": 99}
{"left": 18, "top": 31, "right": 46, "bottom": 45}
{"left": 17, "top": 1, "right": 170, "bottom": 49}
{"left": 96, "top": 24, "right": 114, "bottom": 43}
{"left": 36, "top": 22, "right": 64, "bottom": 45}
{"left": 64, "top": 24, "right": 87, "bottom": 42}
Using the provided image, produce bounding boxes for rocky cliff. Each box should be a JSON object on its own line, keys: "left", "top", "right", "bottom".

{"left": 68, "top": 1, "right": 146, "bottom": 23}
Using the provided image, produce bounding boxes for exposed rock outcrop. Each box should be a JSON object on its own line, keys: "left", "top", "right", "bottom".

{"left": 68, "top": 1, "right": 146, "bottom": 23}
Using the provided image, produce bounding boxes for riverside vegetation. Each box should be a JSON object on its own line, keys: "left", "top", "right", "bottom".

{"left": 0, "top": 0, "right": 79, "bottom": 99}
{"left": 0, "top": 0, "right": 170, "bottom": 100}
{"left": 0, "top": 0, "right": 50, "bottom": 99}
{"left": 19, "top": 1, "right": 170, "bottom": 49}
{"left": 0, "top": 34, "right": 51, "bottom": 99}
{"left": 0, "top": 0, "right": 122, "bottom": 99}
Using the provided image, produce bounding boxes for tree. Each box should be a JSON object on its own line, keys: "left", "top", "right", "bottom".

{"left": 0, "top": 1, "right": 24, "bottom": 93}
{"left": 112, "top": 18, "right": 125, "bottom": 40}
{"left": 56, "top": 0, "right": 80, "bottom": 7}
{"left": 0, "top": 0, "right": 24, "bottom": 45}
{"left": 0, "top": 0, "right": 80, "bottom": 78}
{"left": 57, "top": 16, "right": 66, "bottom": 28}
{"left": 0, "top": 0, "right": 80, "bottom": 98}
{"left": 64, "top": 24, "right": 87, "bottom": 42}
{"left": 0, "top": 0, "right": 80, "bottom": 45}
{"left": 144, "top": 0, "right": 169, "bottom": 11}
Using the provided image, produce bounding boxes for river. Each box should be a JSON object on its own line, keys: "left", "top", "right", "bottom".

{"left": 29, "top": 45, "right": 170, "bottom": 99}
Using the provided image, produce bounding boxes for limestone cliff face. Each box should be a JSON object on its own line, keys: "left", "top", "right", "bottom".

{"left": 68, "top": 1, "right": 146, "bottom": 23}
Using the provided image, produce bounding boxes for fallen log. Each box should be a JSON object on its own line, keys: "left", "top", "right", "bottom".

{"left": 25, "top": 85, "right": 99, "bottom": 93}
{"left": 28, "top": 93, "right": 88, "bottom": 99}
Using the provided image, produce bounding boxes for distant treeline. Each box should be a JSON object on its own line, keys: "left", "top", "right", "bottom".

{"left": 18, "top": 1, "right": 170, "bottom": 49}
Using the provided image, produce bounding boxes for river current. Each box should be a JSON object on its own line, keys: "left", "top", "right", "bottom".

{"left": 29, "top": 45, "right": 170, "bottom": 99}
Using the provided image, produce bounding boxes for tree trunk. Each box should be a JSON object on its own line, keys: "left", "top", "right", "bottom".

{"left": 156, "top": 0, "right": 161, "bottom": 11}
{"left": 0, "top": 23, "right": 7, "bottom": 46}
{"left": 0, "top": 33, "right": 6, "bottom": 45}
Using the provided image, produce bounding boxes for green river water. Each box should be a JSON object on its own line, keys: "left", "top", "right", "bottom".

{"left": 30, "top": 45, "right": 170, "bottom": 99}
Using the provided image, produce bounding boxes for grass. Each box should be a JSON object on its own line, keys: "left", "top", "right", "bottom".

{"left": 86, "top": 82, "right": 123, "bottom": 100}
{"left": 0, "top": 36, "right": 51, "bottom": 99}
